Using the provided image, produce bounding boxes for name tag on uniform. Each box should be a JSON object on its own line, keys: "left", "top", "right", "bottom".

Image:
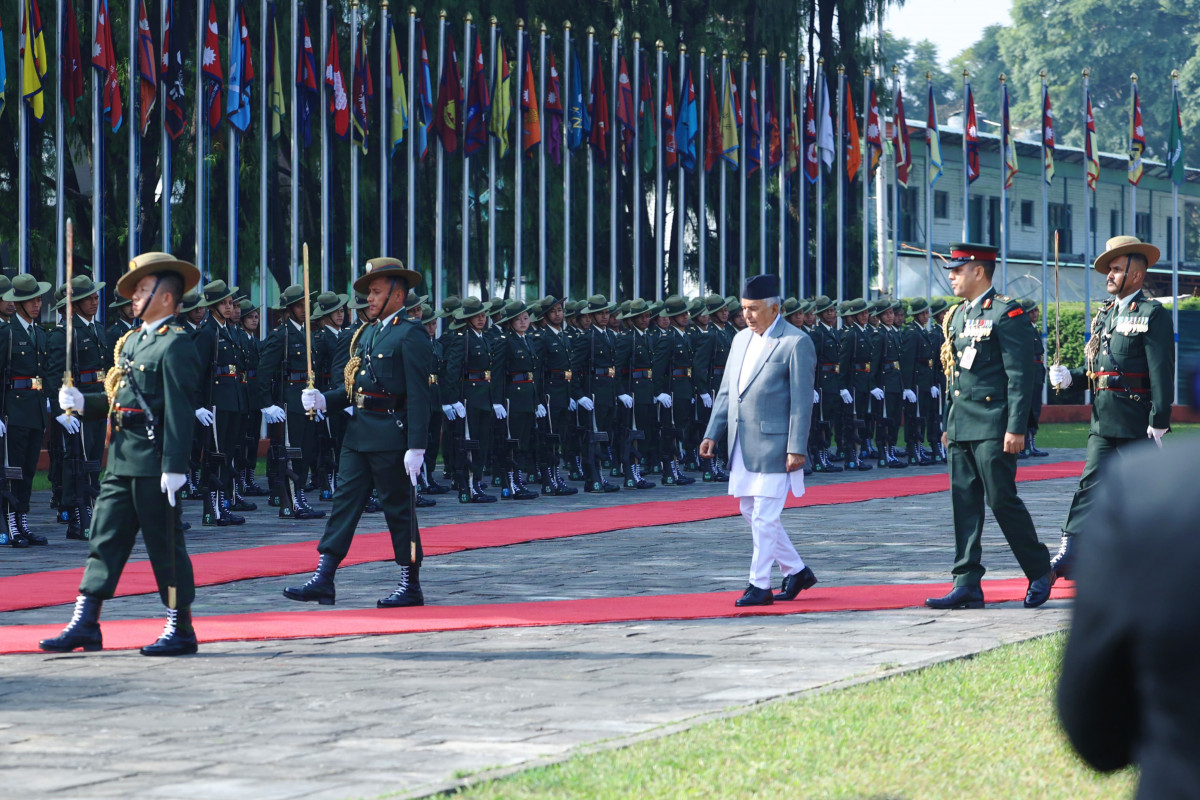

{"left": 960, "top": 346, "right": 978, "bottom": 370}
{"left": 963, "top": 319, "right": 993, "bottom": 340}
{"left": 1115, "top": 317, "right": 1148, "bottom": 335}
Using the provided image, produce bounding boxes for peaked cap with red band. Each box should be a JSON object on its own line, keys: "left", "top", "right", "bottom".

{"left": 944, "top": 242, "right": 999, "bottom": 269}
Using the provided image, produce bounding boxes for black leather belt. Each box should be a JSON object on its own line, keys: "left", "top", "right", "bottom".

{"left": 508, "top": 372, "right": 534, "bottom": 384}
{"left": 354, "top": 391, "right": 406, "bottom": 412}
{"left": 466, "top": 370, "right": 491, "bottom": 382}
{"left": 622, "top": 368, "right": 652, "bottom": 379}
{"left": 287, "top": 370, "right": 308, "bottom": 382}
{"left": 547, "top": 369, "right": 572, "bottom": 382}
{"left": 9, "top": 377, "right": 42, "bottom": 390}
{"left": 114, "top": 406, "right": 155, "bottom": 430}
{"left": 594, "top": 367, "right": 616, "bottom": 378}
{"left": 671, "top": 368, "right": 691, "bottom": 378}
{"left": 819, "top": 363, "right": 839, "bottom": 373}
{"left": 78, "top": 369, "right": 106, "bottom": 384}
{"left": 854, "top": 362, "right": 871, "bottom": 373}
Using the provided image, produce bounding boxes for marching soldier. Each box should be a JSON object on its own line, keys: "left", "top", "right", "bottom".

{"left": 571, "top": 295, "right": 622, "bottom": 493}
{"left": 440, "top": 297, "right": 499, "bottom": 503}
{"left": 41, "top": 253, "right": 204, "bottom": 655}
{"left": 534, "top": 296, "right": 579, "bottom": 494}
{"left": 285, "top": 259, "right": 434, "bottom": 608}
{"left": 900, "top": 297, "right": 937, "bottom": 466}
{"left": 236, "top": 298, "right": 268, "bottom": 497}
{"left": 925, "top": 243, "right": 1054, "bottom": 610}
{"left": 492, "top": 301, "right": 542, "bottom": 500}
{"left": 928, "top": 297, "right": 951, "bottom": 462}
{"left": 1018, "top": 299, "right": 1050, "bottom": 458}
{"left": 652, "top": 295, "right": 697, "bottom": 486}
{"left": 808, "top": 296, "right": 844, "bottom": 473}
{"left": 1047, "top": 236, "right": 1175, "bottom": 579}
{"left": 107, "top": 295, "right": 137, "bottom": 341}
{"left": 614, "top": 298, "right": 657, "bottom": 490}
{"left": 873, "top": 301, "right": 907, "bottom": 469}
{"left": 257, "top": 284, "right": 325, "bottom": 520}
{"left": 46, "top": 275, "right": 110, "bottom": 540}
{"left": 837, "top": 298, "right": 875, "bottom": 472}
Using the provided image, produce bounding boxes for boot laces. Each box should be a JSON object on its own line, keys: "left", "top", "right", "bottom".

{"left": 395, "top": 566, "right": 410, "bottom": 593}
{"left": 67, "top": 595, "right": 89, "bottom": 628}
{"left": 159, "top": 608, "right": 179, "bottom": 639}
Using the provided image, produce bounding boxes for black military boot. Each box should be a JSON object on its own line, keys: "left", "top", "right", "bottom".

{"left": 66, "top": 507, "right": 88, "bottom": 540}
{"left": 512, "top": 470, "right": 539, "bottom": 499}
{"left": 876, "top": 438, "right": 890, "bottom": 468}
{"left": 18, "top": 513, "right": 47, "bottom": 545}
{"left": 243, "top": 469, "right": 269, "bottom": 497}
{"left": 377, "top": 564, "right": 424, "bottom": 608}
{"left": 628, "top": 462, "right": 656, "bottom": 489}
{"left": 423, "top": 475, "right": 449, "bottom": 495}
{"left": 886, "top": 445, "right": 908, "bottom": 469}
{"left": 1050, "top": 533, "right": 1075, "bottom": 579}
{"left": 39, "top": 595, "right": 103, "bottom": 652}
{"left": 906, "top": 442, "right": 920, "bottom": 466}
{"left": 203, "top": 492, "right": 226, "bottom": 526}
{"left": 185, "top": 469, "right": 202, "bottom": 501}
{"left": 847, "top": 446, "right": 873, "bottom": 472}
{"left": 541, "top": 466, "right": 559, "bottom": 494}
{"left": 701, "top": 456, "right": 716, "bottom": 482}
{"left": 415, "top": 492, "right": 437, "bottom": 507}
{"left": 1029, "top": 433, "right": 1049, "bottom": 457}
{"left": 568, "top": 455, "right": 585, "bottom": 481}
{"left": 552, "top": 465, "right": 577, "bottom": 495}
{"left": 671, "top": 459, "right": 695, "bottom": 486}
{"left": 584, "top": 466, "right": 621, "bottom": 494}
{"left": 713, "top": 456, "right": 729, "bottom": 482}
{"left": 140, "top": 606, "right": 199, "bottom": 656}
{"left": 363, "top": 494, "right": 384, "bottom": 512}
{"left": 934, "top": 441, "right": 948, "bottom": 463}
{"left": 283, "top": 553, "right": 341, "bottom": 604}
{"left": 291, "top": 489, "right": 326, "bottom": 520}
{"left": 821, "top": 449, "right": 844, "bottom": 473}
{"left": 219, "top": 493, "right": 246, "bottom": 525}
{"left": 230, "top": 485, "right": 258, "bottom": 512}
{"left": 56, "top": 507, "right": 71, "bottom": 524}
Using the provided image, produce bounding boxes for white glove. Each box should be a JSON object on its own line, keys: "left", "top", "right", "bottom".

{"left": 931, "top": 386, "right": 940, "bottom": 399}
{"left": 344, "top": 406, "right": 355, "bottom": 417}
{"left": 870, "top": 387, "right": 885, "bottom": 401}
{"left": 261, "top": 405, "right": 287, "bottom": 424}
{"left": 1049, "top": 364, "right": 1072, "bottom": 389}
{"left": 47, "top": 398, "right": 52, "bottom": 412}
{"left": 314, "top": 410, "right": 326, "bottom": 422}
{"left": 535, "top": 404, "right": 547, "bottom": 418}
{"left": 493, "top": 403, "right": 508, "bottom": 419}
{"left": 0, "top": 420, "right": 6, "bottom": 437}
{"left": 160, "top": 472, "right": 187, "bottom": 507}
{"left": 301, "top": 388, "right": 328, "bottom": 412}
{"left": 59, "top": 386, "right": 85, "bottom": 413}
{"left": 568, "top": 398, "right": 578, "bottom": 411}
{"left": 654, "top": 393, "right": 673, "bottom": 409}
{"left": 403, "top": 448, "right": 425, "bottom": 485}
{"left": 839, "top": 389, "right": 853, "bottom": 404}
{"left": 813, "top": 390, "right": 820, "bottom": 404}
{"left": 578, "top": 397, "right": 595, "bottom": 411}
{"left": 617, "top": 394, "right": 634, "bottom": 408}
{"left": 1147, "top": 426, "right": 1168, "bottom": 448}
{"left": 56, "top": 413, "right": 81, "bottom": 434}
{"left": 700, "top": 393, "right": 713, "bottom": 408}
{"left": 902, "top": 389, "right": 917, "bottom": 403}
{"left": 442, "top": 404, "right": 459, "bottom": 420}
{"left": 194, "top": 408, "right": 215, "bottom": 426}
{"left": 452, "top": 401, "right": 467, "bottom": 417}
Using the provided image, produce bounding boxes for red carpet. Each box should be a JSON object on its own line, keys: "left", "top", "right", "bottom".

{"left": 0, "top": 577, "right": 1075, "bottom": 655}
{"left": 0, "top": 461, "right": 1083, "bottom": 613}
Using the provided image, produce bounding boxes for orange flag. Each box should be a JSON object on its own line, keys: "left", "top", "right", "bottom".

{"left": 520, "top": 44, "right": 540, "bottom": 154}
{"left": 845, "top": 86, "right": 861, "bottom": 180}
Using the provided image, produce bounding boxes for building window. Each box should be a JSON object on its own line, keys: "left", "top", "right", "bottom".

{"left": 1048, "top": 202, "right": 1072, "bottom": 253}
{"left": 1111, "top": 209, "right": 1121, "bottom": 237}
{"left": 1136, "top": 212, "right": 1152, "bottom": 243}
{"left": 900, "top": 186, "right": 919, "bottom": 241}
{"left": 934, "top": 191, "right": 949, "bottom": 219}
{"left": 1020, "top": 200, "right": 1034, "bottom": 227}
{"left": 1185, "top": 204, "right": 1200, "bottom": 262}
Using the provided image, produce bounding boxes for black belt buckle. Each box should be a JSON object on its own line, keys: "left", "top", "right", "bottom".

{"left": 3, "top": 466, "right": 21, "bottom": 482}
{"left": 284, "top": 447, "right": 303, "bottom": 461}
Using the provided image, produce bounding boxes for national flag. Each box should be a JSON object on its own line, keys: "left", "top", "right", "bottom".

{"left": 1128, "top": 82, "right": 1144, "bottom": 186}
{"left": 765, "top": 71, "right": 781, "bottom": 171}
{"left": 414, "top": 21, "right": 434, "bottom": 159}
{"left": 545, "top": 49, "right": 563, "bottom": 164}
{"left": 866, "top": 80, "right": 883, "bottom": 178}
{"left": 135, "top": 0, "right": 158, "bottom": 135}
{"left": 487, "top": 31, "right": 510, "bottom": 158}
{"left": 588, "top": 49, "right": 609, "bottom": 161}
{"left": 964, "top": 84, "right": 979, "bottom": 184}
{"left": 675, "top": 63, "right": 697, "bottom": 172}
{"left": 567, "top": 43, "right": 587, "bottom": 151}
{"left": 616, "top": 52, "right": 635, "bottom": 167}
{"left": 351, "top": 22, "right": 373, "bottom": 152}
{"left": 662, "top": 63, "right": 676, "bottom": 170}
{"left": 703, "top": 68, "right": 721, "bottom": 172}
{"left": 927, "top": 84, "right": 942, "bottom": 186}
{"left": 1084, "top": 90, "right": 1098, "bottom": 190}
{"left": 639, "top": 52, "right": 654, "bottom": 172}
{"left": 817, "top": 73, "right": 834, "bottom": 169}
{"left": 720, "top": 67, "right": 740, "bottom": 169}
{"left": 162, "top": 0, "right": 187, "bottom": 139}
{"left": 296, "top": 16, "right": 319, "bottom": 147}
{"left": 462, "top": 29, "right": 488, "bottom": 157}
{"left": 226, "top": 0, "right": 254, "bottom": 133}
{"left": 387, "top": 17, "right": 406, "bottom": 154}
{"left": 520, "top": 39, "right": 539, "bottom": 156}
{"left": 1003, "top": 83, "right": 1019, "bottom": 189}
{"left": 893, "top": 87, "right": 912, "bottom": 187}
{"left": 1168, "top": 86, "right": 1184, "bottom": 187}
{"left": 201, "top": 0, "right": 222, "bottom": 133}
{"left": 266, "top": 3, "right": 284, "bottom": 141}
{"left": 0, "top": 12, "right": 7, "bottom": 120}
{"left": 746, "top": 76, "right": 760, "bottom": 175}
{"left": 844, "top": 85, "right": 860, "bottom": 180}
{"left": 61, "top": 0, "right": 84, "bottom": 121}
{"left": 1041, "top": 84, "right": 1055, "bottom": 184}
{"left": 803, "top": 78, "right": 818, "bottom": 182}
{"left": 20, "top": 0, "right": 48, "bottom": 121}
{"left": 92, "top": 0, "right": 123, "bottom": 131}
{"left": 785, "top": 80, "right": 800, "bottom": 175}
{"left": 324, "top": 22, "right": 349, "bottom": 139}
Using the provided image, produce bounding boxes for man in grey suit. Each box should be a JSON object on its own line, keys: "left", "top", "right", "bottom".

{"left": 701, "top": 275, "right": 819, "bottom": 607}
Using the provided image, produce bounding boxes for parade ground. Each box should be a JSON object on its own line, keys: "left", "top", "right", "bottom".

{"left": 0, "top": 432, "right": 1140, "bottom": 799}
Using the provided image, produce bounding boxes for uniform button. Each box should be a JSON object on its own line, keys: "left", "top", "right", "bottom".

{"left": 955, "top": 371, "right": 960, "bottom": 377}
{"left": 985, "top": 396, "right": 991, "bottom": 402}
{"left": 377, "top": 354, "right": 383, "bottom": 358}
{"left": 361, "top": 370, "right": 367, "bottom": 376}
{"left": 954, "top": 390, "right": 960, "bottom": 397}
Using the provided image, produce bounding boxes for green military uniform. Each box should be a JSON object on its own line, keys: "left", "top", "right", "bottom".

{"left": 571, "top": 295, "right": 622, "bottom": 492}
{"left": 837, "top": 299, "right": 875, "bottom": 471}
{"left": 932, "top": 244, "right": 1051, "bottom": 607}
{"left": 1052, "top": 237, "right": 1175, "bottom": 578}
{"left": 491, "top": 301, "right": 541, "bottom": 499}
{"left": 106, "top": 295, "right": 136, "bottom": 343}
{"left": 533, "top": 298, "right": 578, "bottom": 494}
{"left": 927, "top": 298, "right": 951, "bottom": 461}
{"left": 1018, "top": 298, "right": 1049, "bottom": 458}
{"left": 235, "top": 299, "right": 267, "bottom": 496}
{"left": 614, "top": 299, "right": 657, "bottom": 489}
{"left": 873, "top": 304, "right": 907, "bottom": 468}
{"left": 651, "top": 295, "right": 697, "bottom": 485}
{"left": 809, "top": 297, "right": 843, "bottom": 472}
{"left": 440, "top": 297, "right": 500, "bottom": 502}
{"left": 417, "top": 304, "right": 449, "bottom": 496}
{"left": 899, "top": 298, "right": 938, "bottom": 466}
{"left": 688, "top": 296, "right": 722, "bottom": 480}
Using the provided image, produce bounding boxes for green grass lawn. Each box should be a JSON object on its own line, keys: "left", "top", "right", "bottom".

{"left": 451, "top": 633, "right": 1136, "bottom": 800}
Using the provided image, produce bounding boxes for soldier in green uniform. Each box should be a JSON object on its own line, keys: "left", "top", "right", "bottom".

{"left": 836, "top": 298, "right": 875, "bottom": 472}
{"left": 236, "top": 297, "right": 268, "bottom": 497}
{"left": 927, "top": 297, "right": 951, "bottom": 462}
{"left": 689, "top": 295, "right": 725, "bottom": 480}
{"left": 570, "top": 295, "right": 622, "bottom": 492}
{"left": 285, "top": 258, "right": 434, "bottom": 608}
{"left": 899, "top": 297, "right": 937, "bottom": 466}
{"left": 925, "top": 243, "right": 1055, "bottom": 610}
{"left": 807, "top": 296, "right": 843, "bottom": 472}
{"left": 107, "top": 295, "right": 137, "bottom": 341}
{"left": 0, "top": 276, "right": 13, "bottom": 326}
{"left": 308, "top": 292, "right": 348, "bottom": 500}
{"left": 614, "top": 298, "right": 657, "bottom": 489}
{"left": 1017, "top": 299, "right": 1050, "bottom": 458}
{"left": 46, "top": 275, "right": 110, "bottom": 540}
{"left": 490, "top": 301, "right": 542, "bottom": 500}
{"left": 872, "top": 301, "right": 907, "bottom": 468}
{"left": 257, "top": 284, "right": 325, "bottom": 520}
{"left": 1047, "top": 236, "right": 1175, "bottom": 579}
{"left": 41, "top": 253, "right": 203, "bottom": 655}
{"left": 417, "top": 303, "right": 447, "bottom": 503}
{"left": 534, "top": 296, "right": 578, "bottom": 494}
{"left": 440, "top": 297, "right": 499, "bottom": 503}
{"left": 652, "top": 295, "right": 698, "bottom": 486}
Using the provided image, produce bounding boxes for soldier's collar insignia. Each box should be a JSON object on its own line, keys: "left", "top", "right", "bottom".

{"left": 982, "top": 298, "right": 993, "bottom": 309}
{"left": 157, "top": 324, "right": 170, "bottom": 334}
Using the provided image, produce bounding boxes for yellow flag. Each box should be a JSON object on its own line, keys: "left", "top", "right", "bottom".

{"left": 20, "top": 0, "right": 48, "bottom": 122}
{"left": 489, "top": 34, "right": 511, "bottom": 158}
{"left": 720, "top": 69, "right": 739, "bottom": 168}
{"left": 389, "top": 20, "right": 407, "bottom": 154}
{"left": 269, "top": 12, "right": 285, "bottom": 140}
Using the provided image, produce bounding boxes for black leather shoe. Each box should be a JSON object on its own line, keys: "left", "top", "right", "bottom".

{"left": 140, "top": 608, "right": 199, "bottom": 656}
{"left": 735, "top": 584, "right": 774, "bottom": 607}
{"left": 39, "top": 595, "right": 103, "bottom": 652}
{"left": 10, "top": 532, "right": 31, "bottom": 548}
{"left": 27, "top": 531, "right": 49, "bottom": 545}
{"left": 423, "top": 479, "right": 450, "bottom": 495}
{"left": 1024, "top": 571, "right": 1056, "bottom": 608}
{"left": 377, "top": 566, "right": 424, "bottom": 608}
{"left": 415, "top": 493, "right": 436, "bottom": 507}
{"left": 925, "top": 585, "right": 985, "bottom": 610}
{"left": 230, "top": 496, "right": 258, "bottom": 512}
{"left": 774, "top": 567, "right": 819, "bottom": 600}
{"left": 283, "top": 554, "right": 340, "bottom": 605}
{"left": 468, "top": 490, "right": 497, "bottom": 504}
{"left": 363, "top": 496, "right": 383, "bottom": 513}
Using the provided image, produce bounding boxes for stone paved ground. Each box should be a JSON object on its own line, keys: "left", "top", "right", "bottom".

{"left": 0, "top": 450, "right": 1083, "bottom": 799}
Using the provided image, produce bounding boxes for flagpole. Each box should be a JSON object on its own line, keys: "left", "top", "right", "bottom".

{"left": 798, "top": 56, "right": 806, "bottom": 297}
{"left": 461, "top": 12, "right": 472, "bottom": 297}
{"left": 890, "top": 66, "right": 900, "bottom": 296}
{"left": 163, "top": 0, "right": 173, "bottom": 252}
{"left": 538, "top": 24, "right": 547, "bottom": 299}
{"left": 925, "top": 72, "right": 932, "bottom": 302}
{"left": 609, "top": 28, "right": 618, "bottom": 301}
{"left": 718, "top": 50, "right": 728, "bottom": 298}
{"left": 55, "top": 0, "right": 66, "bottom": 284}
{"left": 379, "top": 1, "right": 389, "bottom": 255}
{"left": 486, "top": 16, "right": 497, "bottom": 299}
{"left": 1172, "top": 70, "right": 1181, "bottom": 405}
{"left": 962, "top": 69, "right": 969, "bottom": 241}
{"left": 128, "top": 0, "right": 139, "bottom": 262}
{"left": 758, "top": 49, "right": 767, "bottom": 277}
{"left": 1000, "top": 74, "right": 1009, "bottom": 292}
{"left": 739, "top": 51, "right": 748, "bottom": 293}
{"left": 778, "top": 53, "right": 786, "bottom": 294}
{"left": 19, "top": 0, "right": 28, "bottom": 275}
{"left": 434, "top": 11, "right": 446, "bottom": 298}
{"left": 406, "top": 8, "right": 416, "bottom": 286}
{"left": 632, "top": 33, "right": 642, "bottom": 299}
{"left": 874, "top": 74, "right": 887, "bottom": 296}
{"left": 861, "top": 69, "right": 869, "bottom": 299}
{"left": 290, "top": 0, "right": 299, "bottom": 273}
{"left": 586, "top": 26, "right": 595, "bottom": 296}
{"left": 227, "top": 0, "right": 239, "bottom": 285}
{"left": 697, "top": 47, "right": 707, "bottom": 293}
{"left": 1040, "top": 70, "right": 1049, "bottom": 354}
{"left": 320, "top": 0, "right": 330, "bottom": 288}
{"left": 195, "top": 0, "right": 206, "bottom": 272}
{"left": 816, "top": 59, "right": 825, "bottom": 298}
{"left": 349, "top": 0, "right": 360, "bottom": 289}
{"left": 676, "top": 42, "right": 686, "bottom": 295}
{"left": 653, "top": 39, "right": 664, "bottom": 301}
{"left": 1080, "top": 70, "right": 1089, "bottom": 333}
{"left": 515, "top": 22, "right": 525, "bottom": 300}
{"left": 1129, "top": 72, "right": 1137, "bottom": 234}
{"left": 836, "top": 65, "right": 844, "bottom": 302}
{"left": 259, "top": 0, "right": 268, "bottom": 309}
{"left": 562, "top": 21, "right": 572, "bottom": 300}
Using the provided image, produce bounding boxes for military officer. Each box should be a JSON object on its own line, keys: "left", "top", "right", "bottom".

{"left": 808, "top": 296, "right": 844, "bottom": 473}
{"left": 107, "top": 295, "right": 137, "bottom": 341}
{"left": 836, "top": 298, "right": 875, "bottom": 472}
{"left": 440, "top": 297, "right": 499, "bottom": 503}
{"left": 535, "top": 296, "right": 579, "bottom": 494}
{"left": 570, "top": 295, "right": 622, "bottom": 492}
{"left": 614, "top": 298, "right": 657, "bottom": 489}
{"left": 236, "top": 298, "right": 268, "bottom": 497}
{"left": 41, "top": 252, "right": 204, "bottom": 655}
{"left": 257, "top": 284, "right": 324, "bottom": 520}
{"left": 925, "top": 243, "right": 1054, "bottom": 611}
{"left": 283, "top": 259, "right": 433, "bottom": 607}
{"left": 46, "top": 275, "right": 110, "bottom": 540}
{"left": 899, "top": 297, "right": 937, "bottom": 466}
{"left": 1047, "top": 236, "right": 1175, "bottom": 579}
{"left": 651, "top": 295, "right": 698, "bottom": 485}
{"left": 1018, "top": 299, "right": 1050, "bottom": 458}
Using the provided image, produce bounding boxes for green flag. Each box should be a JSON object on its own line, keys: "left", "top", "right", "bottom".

{"left": 1168, "top": 89, "right": 1184, "bottom": 186}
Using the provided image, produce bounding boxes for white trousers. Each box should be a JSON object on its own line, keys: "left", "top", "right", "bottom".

{"left": 739, "top": 494, "right": 805, "bottom": 589}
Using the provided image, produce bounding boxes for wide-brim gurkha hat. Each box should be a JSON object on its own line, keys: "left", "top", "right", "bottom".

{"left": 115, "top": 252, "right": 201, "bottom": 300}
{"left": 839, "top": 297, "right": 869, "bottom": 316}
{"left": 485, "top": 297, "right": 506, "bottom": 315}
{"left": 453, "top": 296, "right": 488, "bottom": 320}
{"left": 687, "top": 297, "right": 705, "bottom": 317}
{"left": 52, "top": 285, "right": 67, "bottom": 311}
{"left": 180, "top": 288, "right": 204, "bottom": 312}
{"left": 812, "top": 295, "right": 835, "bottom": 314}
{"left": 351, "top": 257, "right": 422, "bottom": 296}
{"left": 311, "top": 291, "right": 347, "bottom": 319}
{"left": 782, "top": 297, "right": 802, "bottom": 315}
{"left": 419, "top": 303, "right": 442, "bottom": 324}
{"left": 619, "top": 298, "right": 655, "bottom": 319}
{"left": 348, "top": 293, "right": 369, "bottom": 310}
{"left": 929, "top": 297, "right": 951, "bottom": 315}
{"left": 199, "top": 279, "right": 236, "bottom": 307}
{"left": 1019, "top": 298, "right": 1037, "bottom": 312}
{"left": 274, "top": 284, "right": 307, "bottom": 310}
{"left": 63, "top": 274, "right": 105, "bottom": 304}
{"left": 724, "top": 295, "right": 740, "bottom": 311}
{"left": 238, "top": 298, "right": 259, "bottom": 314}
{"left": 581, "top": 294, "right": 617, "bottom": 314}
{"left": 1093, "top": 235, "right": 1159, "bottom": 274}
{"left": 498, "top": 300, "right": 535, "bottom": 325}
{"left": 659, "top": 294, "right": 689, "bottom": 318}
{"left": 404, "top": 291, "right": 430, "bottom": 311}
{"left": 907, "top": 297, "right": 931, "bottom": 315}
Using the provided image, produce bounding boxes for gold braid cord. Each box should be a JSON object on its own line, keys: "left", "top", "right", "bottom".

{"left": 343, "top": 324, "right": 368, "bottom": 399}
{"left": 940, "top": 303, "right": 961, "bottom": 378}
{"left": 105, "top": 329, "right": 137, "bottom": 408}
{"left": 1083, "top": 304, "right": 1107, "bottom": 376}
